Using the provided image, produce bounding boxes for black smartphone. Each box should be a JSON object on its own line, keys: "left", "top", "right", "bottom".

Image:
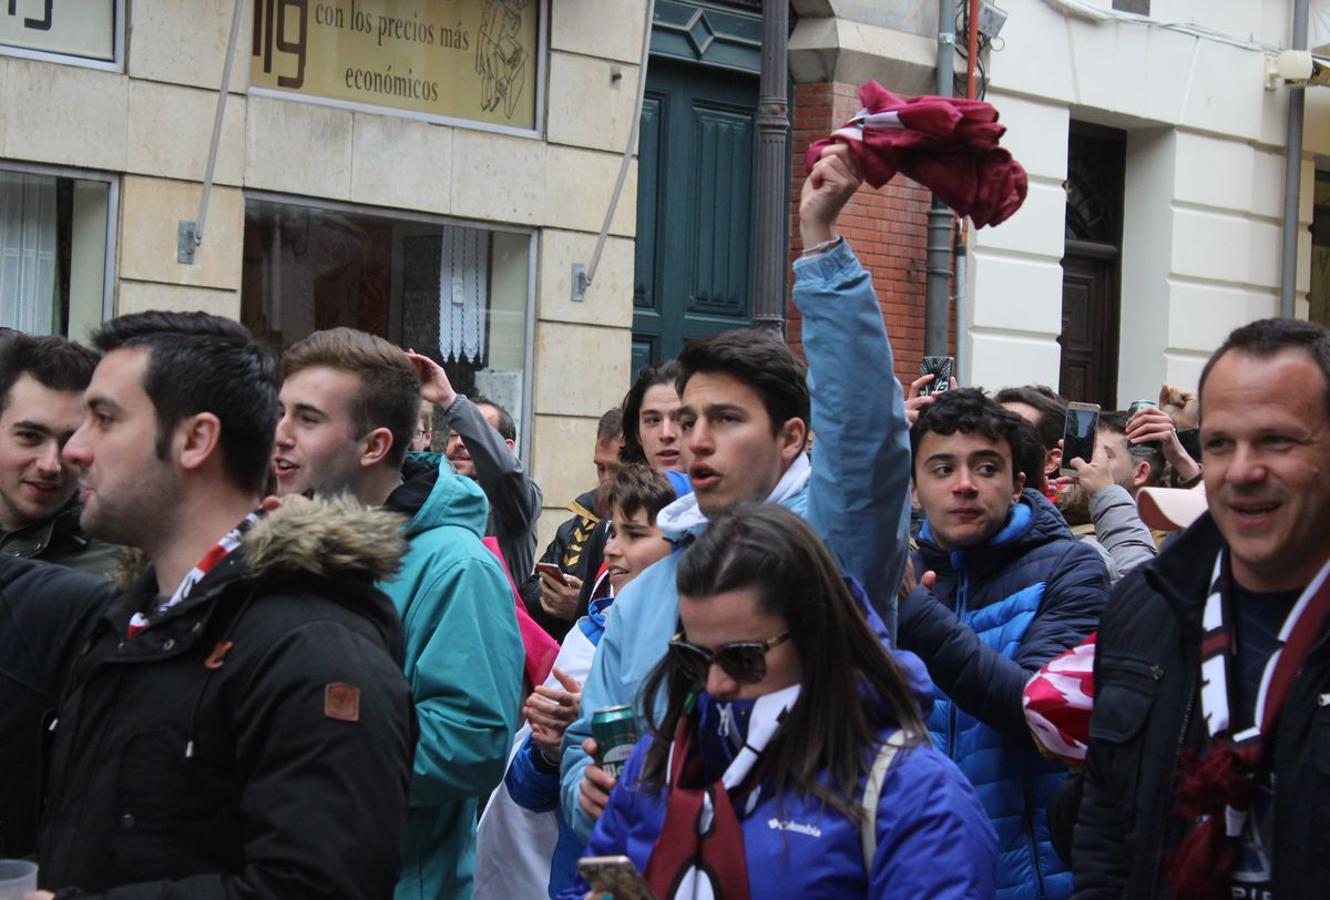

{"left": 1061, "top": 402, "right": 1101, "bottom": 477}
{"left": 920, "top": 356, "right": 955, "bottom": 396}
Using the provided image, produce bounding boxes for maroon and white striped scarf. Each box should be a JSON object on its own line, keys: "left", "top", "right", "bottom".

{"left": 1169, "top": 552, "right": 1330, "bottom": 897}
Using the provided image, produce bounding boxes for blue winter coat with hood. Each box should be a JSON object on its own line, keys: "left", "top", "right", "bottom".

{"left": 899, "top": 488, "right": 1109, "bottom": 900}
{"left": 379, "top": 453, "right": 525, "bottom": 900}
{"left": 558, "top": 240, "right": 917, "bottom": 842}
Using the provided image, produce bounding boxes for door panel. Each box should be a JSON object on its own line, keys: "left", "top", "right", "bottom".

{"left": 1059, "top": 252, "right": 1116, "bottom": 407}
{"left": 632, "top": 58, "right": 758, "bottom": 374}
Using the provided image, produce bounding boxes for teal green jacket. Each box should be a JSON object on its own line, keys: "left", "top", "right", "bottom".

{"left": 380, "top": 454, "right": 524, "bottom": 900}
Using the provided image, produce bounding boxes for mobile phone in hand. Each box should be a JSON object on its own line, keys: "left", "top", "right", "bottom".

{"left": 535, "top": 562, "right": 572, "bottom": 588}
{"left": 1061, "top": 402, "right": 1101, "bottom": 477}
{"left": 920, "top": 356, "right": 955, "bottom": 396}
{"left": 578, "top": 856, "right": 657, "bottom": 900}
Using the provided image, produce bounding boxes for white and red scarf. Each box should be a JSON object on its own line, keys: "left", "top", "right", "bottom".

{"left": 126, "top": 512, "right": 262, "bottom": 639}
{"left": 644, "top": 685, "right": 800, "bottom": 900}
{"left": 1169, "top": 552, "right": 1330, "bottom": 897}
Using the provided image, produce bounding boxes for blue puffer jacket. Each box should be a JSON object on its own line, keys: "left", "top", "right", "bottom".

{"left": 557, "top": 723, "right": 995, "bottom": 899}
{"left": 899, "top": 489, "right": 1109, "bottom": 900}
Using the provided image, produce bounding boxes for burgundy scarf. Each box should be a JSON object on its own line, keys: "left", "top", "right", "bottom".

{"left": 643, "top": 685, "right": 799, "bottom": 900}
{"left": 1169, "top": 553, "right": 1330, "bottom": 897}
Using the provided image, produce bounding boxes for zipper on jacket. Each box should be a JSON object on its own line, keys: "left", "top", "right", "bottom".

{"left": 947, "top": 571, "right": 970, "bottom": 760}
{"left": 1142, "top": 681, "right": 1194, "bottom": 895}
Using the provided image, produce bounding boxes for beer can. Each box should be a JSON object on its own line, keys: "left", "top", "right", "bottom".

{"left": 1127, "top": 400, "right": 1161, "bottom": 458}
{"left": 591, "top": 705, "right": 640, "bottom": 779}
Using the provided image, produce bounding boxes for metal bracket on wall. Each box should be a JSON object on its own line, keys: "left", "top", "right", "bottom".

{"left": 571, "top": 264, "right": 589, "bottom": 302}
{"left": 177, "top": 221, "right": 200, "bottom": 264}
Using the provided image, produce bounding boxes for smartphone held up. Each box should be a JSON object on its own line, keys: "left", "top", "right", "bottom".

{"left": 1061, "top": 402, "right": 1101, "bottom": 477}
{"left": 919, "top": 356, "right": 955, "bottom": 396}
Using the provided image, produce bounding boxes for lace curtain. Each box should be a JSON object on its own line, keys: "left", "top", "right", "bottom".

{"left": 0, "top": 172, "right": 58, "bottom": 334}
{"left": 438, "top": 225, "right": 490, "bottom": 363}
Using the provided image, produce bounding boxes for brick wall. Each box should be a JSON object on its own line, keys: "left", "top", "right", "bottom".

{"left": 787, "top": 81, "right": 952, "bottom": 387}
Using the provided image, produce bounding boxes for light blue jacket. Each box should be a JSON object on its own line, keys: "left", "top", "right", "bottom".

{"left": 559, "top": 240, "right": 913, "bottom": 840}
{"left": 380, "top": 454, "right": 525, "bottom": 900}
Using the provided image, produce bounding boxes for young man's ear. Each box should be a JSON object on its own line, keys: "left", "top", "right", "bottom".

{"left": 1010, "top": 469, "right": 1027, "bottom": 504}
{"left": 1133, "top": 459, "right": 1153, "bottom": 491}
{"left": 777, "top": 417, "right": 809, "bottom": 464}
{"left": 177, "top": 413, "right": 223, "bottom": 473}
{"left": 360, "top": 427, "right": 396, "bottom": 468}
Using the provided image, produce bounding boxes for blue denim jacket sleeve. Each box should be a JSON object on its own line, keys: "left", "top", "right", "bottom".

{"left": 793, "top": 239, "right": 912, "bottom": 635}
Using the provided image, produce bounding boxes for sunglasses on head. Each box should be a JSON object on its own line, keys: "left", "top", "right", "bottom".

{"left": 667, "top": 631, "right": 792, "bottom": 685}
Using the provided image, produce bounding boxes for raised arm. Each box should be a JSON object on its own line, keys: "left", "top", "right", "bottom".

{"left": 794, "top": 144, "right": 912, "bottom": 632}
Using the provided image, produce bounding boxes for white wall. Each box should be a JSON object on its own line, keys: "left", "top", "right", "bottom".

{"left": 965, "top": 0, "right": 1330, "bottom": 399}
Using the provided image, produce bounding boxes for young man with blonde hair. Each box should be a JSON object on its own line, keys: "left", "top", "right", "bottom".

{"left": 275, "top": 327, "right": 523, "bottom": 900}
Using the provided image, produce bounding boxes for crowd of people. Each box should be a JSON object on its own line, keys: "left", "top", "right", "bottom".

{"left": 0, "top": 143, "right": 1327, "bottom": 900}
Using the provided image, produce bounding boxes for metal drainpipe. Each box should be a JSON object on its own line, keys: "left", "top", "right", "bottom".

{"left": 753, "top": 0, "right": 791, "bottom": 334}
{"left": 1280, "top": 0, "right": 1310, "bottom": 318}
{"left": 925, "top": 0, "right": 958, "bottom": 355}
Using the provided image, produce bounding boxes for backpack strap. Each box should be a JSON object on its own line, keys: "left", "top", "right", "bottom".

{"left": 861, "top": 730, "right": 909, "bottom": 872}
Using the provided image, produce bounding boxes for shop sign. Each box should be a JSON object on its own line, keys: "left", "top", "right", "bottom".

{"left": 251, "top": 0, "right": 539, "bottom": 131}
{"left": 1, "top": 1, "right": 116, "bottom": 61}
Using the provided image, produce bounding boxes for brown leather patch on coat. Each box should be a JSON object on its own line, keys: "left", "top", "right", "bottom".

{"left": 324, "top": 682, "right": 361, "bottom": 722}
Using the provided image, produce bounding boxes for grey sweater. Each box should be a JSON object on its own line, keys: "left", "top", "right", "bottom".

{"left": 1085, "top": 484, "right": 1158, "bottom": 583}
{"left": 442, "top": 395, "right": 542, "bottom": 579}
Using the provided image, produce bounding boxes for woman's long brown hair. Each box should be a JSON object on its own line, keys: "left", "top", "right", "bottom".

{"left": 638, "top": 503, "right": 926, "bottom": 821}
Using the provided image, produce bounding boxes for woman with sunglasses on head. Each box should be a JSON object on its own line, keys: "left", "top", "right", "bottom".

{"left": 561, "top": 503, "right": 995, "bottom": 899}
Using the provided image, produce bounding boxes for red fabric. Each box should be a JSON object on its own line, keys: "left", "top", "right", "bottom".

{"left": 482, "top": 536, "right": 560, "bottom": 687}
{"left": 644, "top": 720, "right": 752, "bottom": 900}
{"left": 1168, "top": 745, "right": 1255, "bottom": 900}
{"left": 1023, "top": 633, "right": 1096, "bottom": 765}
{"left": 805, "top": 81, "right": 1028, "bottom": 227}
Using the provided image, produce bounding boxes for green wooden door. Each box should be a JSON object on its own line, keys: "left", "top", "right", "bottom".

{"left": 633, "top": 57, "right": 759, "bottom": 372}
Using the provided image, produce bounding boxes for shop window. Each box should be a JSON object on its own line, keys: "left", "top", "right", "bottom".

{"left": 241, "top": 198, "right": 534, "bottom": 449}
{"left": 1, "top": 1, "right": 121, "bottom": 70}
{"left": 0, "top": 167, "right": 115, "bottom": 339}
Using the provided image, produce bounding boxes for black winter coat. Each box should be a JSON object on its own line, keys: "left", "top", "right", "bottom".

{"left": 0, "top": 561, "right": 117, "bottom": 858}
{"left": 1072, "top": 514, "right": 1330, "bottom": 898}
{"left": 31, "top": 498, "right": 417, "bottom": 900}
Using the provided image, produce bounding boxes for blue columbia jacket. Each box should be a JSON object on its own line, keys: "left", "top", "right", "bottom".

{"left": 557, "top": 724, "right": 996, "bottom": 899}
{"left": 899, "top": 489, "right": 1109, "bottom": 900}
{"left": 558, "top": 239, "right": 915, "bottom": 841}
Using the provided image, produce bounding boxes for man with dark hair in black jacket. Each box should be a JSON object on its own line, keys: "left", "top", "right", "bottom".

{"left": 11, "top": 311, "right": 415, "bottom": 900}
{"left": 898, "top": 388, "right": 1108, "bottom": 898}
{"left": 0, "top": 333, "right": 120, "bottom": 578}
{"left": 521, "top": 406, "right": 623, "bottom": 638}
{"left": 1073, "top": 318, "right": 1330, "bottom": 900}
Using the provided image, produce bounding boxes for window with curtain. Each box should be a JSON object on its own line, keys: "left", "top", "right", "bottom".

{"left": 240, "top": 198, "right": 533, "bottom": 448}
{"left": 0, "top": 168, "right": 113, "bottom": 339}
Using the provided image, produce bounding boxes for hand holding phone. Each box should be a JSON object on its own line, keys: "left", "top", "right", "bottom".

{"left": 919, "top": 357, "right": 956, "bottom": 396}
{"left": 536, "top": 562, "right": 572, "bottom": 588}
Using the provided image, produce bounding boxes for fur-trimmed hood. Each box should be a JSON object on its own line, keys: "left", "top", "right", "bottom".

{"left": 112, "top": 497, "right": 408, "bottom": 591}
{"left": 244, "top": 494, "right": 408, "bottom": 583}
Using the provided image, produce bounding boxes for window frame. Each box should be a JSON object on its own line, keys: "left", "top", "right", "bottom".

{"left": 243, "top": 190, "right": 539, "bottom": 464}
{"left": 0, "top": 0, "right": 124, "bottom": 73}
{"left": 0, "top": 159, "right": 120, "bottom": 333}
